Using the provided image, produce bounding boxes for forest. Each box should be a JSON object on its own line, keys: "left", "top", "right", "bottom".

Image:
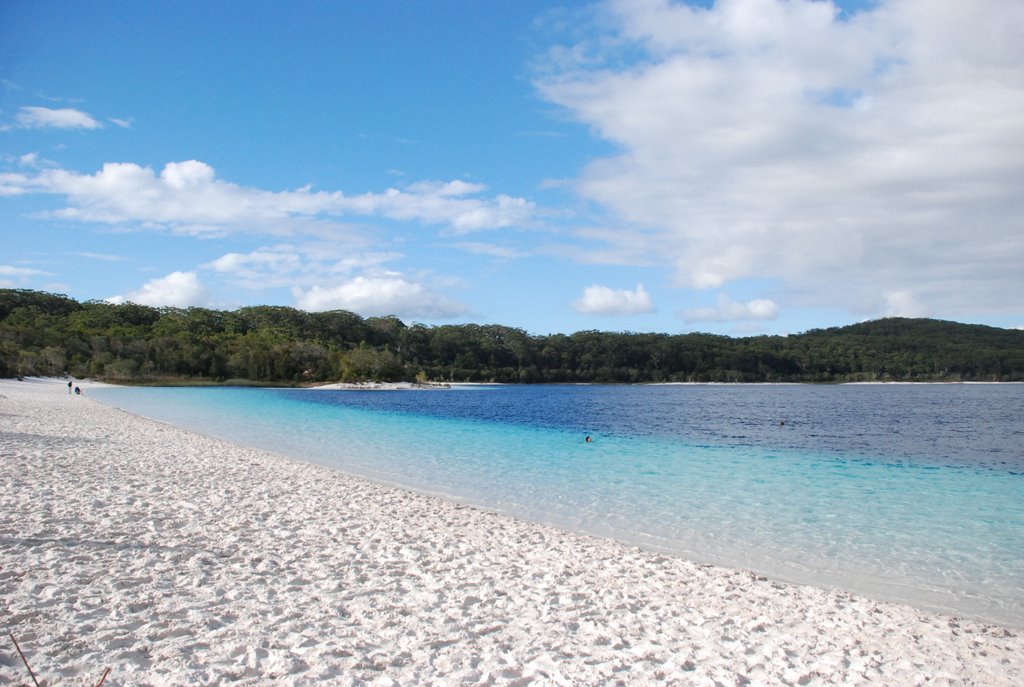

{"left": 2, "top": 289, "right": 1023, "bottom": 384}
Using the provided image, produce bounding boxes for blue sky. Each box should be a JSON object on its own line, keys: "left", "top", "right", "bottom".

{"left": 2, "top": 0, "right": 1022, "bottom": 336}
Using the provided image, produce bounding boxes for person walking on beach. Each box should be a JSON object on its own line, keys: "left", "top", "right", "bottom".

{"left": 68, "top": 380, "right": 73, "bottom": 394}
{"left": 74, "top": 386, "right": 81, "bottom": 395}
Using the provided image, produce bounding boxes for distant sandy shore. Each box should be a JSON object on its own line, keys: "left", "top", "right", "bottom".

{"left": 308, "top": 381, "right": 452, "bottom": 391}
{"left": 1, "top": 377, "right": 1021, "bottom": 685}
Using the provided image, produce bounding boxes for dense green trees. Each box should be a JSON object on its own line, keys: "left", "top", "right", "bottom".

{"left": 2, "top": 288, "right": 1022, "bottom": 384}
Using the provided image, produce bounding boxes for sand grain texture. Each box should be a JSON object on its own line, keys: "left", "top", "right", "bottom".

{"left": 1, "top": 378, "right": 1021, "bottom": 685}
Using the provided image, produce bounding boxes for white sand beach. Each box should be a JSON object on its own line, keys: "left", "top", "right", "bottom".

{"left": 308, "top": 382, "right": 451, "bottom": 391}
{"left": 1, "top": 378, "right": 1021, "bottom": 686}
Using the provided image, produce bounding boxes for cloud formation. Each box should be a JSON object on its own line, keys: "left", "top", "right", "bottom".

{"left": 453, "top": 241, "right": 527, "bottom": 259}
{"left": 882, "top": 290, "right": 928, "bottom": 319}
{"left": 539, "top": 0, "right": 1024, "bottom": 318}
{"left": 0, "top": 264, "right": 52, "bottom": 288}
{"left": 72, "top": 252, "right": 125, "bottom": 262}
{"left": 206, "top": 245, "right": 464, "bottom": 320}
{"left": 16, "top": 106, "right": 102, "bottom": 129}
{"left": 206, "top": 245, "right": 400, "bottom": 289}
{"left": 108, "top": 271, "right": 209, "bottom": 308}
{"left": 572, "top": 283, "right": 654, "bottom": 316}
{"left": 682, "top": 293, "right": 779, "bottom": 323}
{"left": 293, "top": 274, "right": 467, "bottom": 319}
{"left": 0, "top": 265, "right": 50, "bottom": 277}
{"left": 0, "top": 160, "right": 535, "bottom": 237}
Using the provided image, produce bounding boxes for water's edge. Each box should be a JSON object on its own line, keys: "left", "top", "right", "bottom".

{"left": 90, "top": 384, "right": 1024, "bottom": 627}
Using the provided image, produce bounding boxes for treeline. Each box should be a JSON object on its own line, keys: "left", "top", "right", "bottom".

{"left": 2, "top": 289, "right": 1023, "bottom": 384}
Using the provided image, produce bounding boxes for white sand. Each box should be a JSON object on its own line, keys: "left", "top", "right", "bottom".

{"left": 308, "top": 382, "right": 450, "bottom": 391}
{"left": 1, "top": 379, "right": 1021, "bottom": 686}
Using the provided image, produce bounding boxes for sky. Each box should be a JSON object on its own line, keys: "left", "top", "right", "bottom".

{"left": 2, "top": 0, "right": 1022, "bottom": 336}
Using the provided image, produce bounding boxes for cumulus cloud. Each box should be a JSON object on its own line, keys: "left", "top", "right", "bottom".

{"left": 342, "top": 181, "right": 534, "bottom": 234}
{"left": 207, "top": 246, "right": 464, "bottom": 320}
{"left": 882, "top": 290, "right": 929, "bottom": 318}
{"left": 107, "top": 271, "right": 209, "bottom": 307}
{"left": 1, "top": 160, "right": 535, "bottom": 236}
{"left": 682, "top": 293, "right": 779, "bottom": 323}
{"left": 293, "top": 273, "right": 467, "bottom": 319}
{"left": 538, "top": 0, "right": 1024, "bottom": 319}
{"left": 16, "top": 106, "right": 102, "bottom": 129}
{"left": 204, "top": 243, "right": 472, "bottom": 319}
{"left": 572, "top": 283, "right": 654, "bottom": 316}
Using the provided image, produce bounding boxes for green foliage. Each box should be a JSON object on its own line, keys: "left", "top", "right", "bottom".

{"left": 2, "top": 289, "right": 1023, "bottom": 384}
{"left": 340, "top": 344, "right": 403, "bottom": 382}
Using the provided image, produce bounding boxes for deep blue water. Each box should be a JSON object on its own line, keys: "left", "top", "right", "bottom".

{"left": 90, "top": 383, "right": 1024, "bottom": 626}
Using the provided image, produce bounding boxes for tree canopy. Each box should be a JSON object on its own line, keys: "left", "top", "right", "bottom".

{"left": 2, "top": 289, "right": 1022, "bottom": 384}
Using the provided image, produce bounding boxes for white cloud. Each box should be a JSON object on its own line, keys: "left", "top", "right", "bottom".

{"left": 342, "top": 182, "right": 534, "bottom": 234}
{"left": 209, "top": 246, "right": 466, "bottom": 320}
{"left": 207, "top": 248, "right": 305, "bottom": 285}
{"left": 0, "top": 264, "right": 51, "bottom": 289}
{"left": 572, "top": 283, "right": 654, "bottom": 316}
{"left": 538, "top": 0, "right": 1024, "bottom": 319}
{"left": 108, "top": 271, "right": 209, "bottom": 307}
{"left": 882, "top": 290, "right": 928, "bottom": 318}
{"left": 0, "top": 265, "right": 50, "bottom": 277}
{"left": 17, "top": 153, "right": 60, "bottom": 170}
{"left": 454, "top": 241, "right": 527, "bottom": 259}
{"left": 16, "top": 106, "right": 102, "bottom": 129}
{"left": 160, "top": 159, "right": 216, "bottom": 189}
{"left": 205, "top": 245, "right": 472, "bottom": 320}
{"left": 293, "top": 274, "right": 467, "bottom": 319}
{"left": 2, "top": 160, "right": 535, "bottom": 236}
{"left": 205, "top": 245, "right": 403, "bottom": 290}
{"left": 71, "top": 252, "right": 125, "bottom": 262}
{"left": 0, "top": 173, "right": 31, "bottom": 196}
{"left": 683, "top": 293, "right": 779, "bottom": 323}
{"left": 405, "top": 179, "right": 487, "bottom": 196}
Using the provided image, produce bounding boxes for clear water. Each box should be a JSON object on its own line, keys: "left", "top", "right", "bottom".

{"left": 90, "top": 383, "right": 1024, "bottom": 627}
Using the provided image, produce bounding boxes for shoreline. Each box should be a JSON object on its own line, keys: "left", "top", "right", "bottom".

{"left": 2, "top": 378, "right": 1022, "bottom": 684}
{"left": 18, "top": 376, "right": 1022, "bottom": 392}
{"left": 307, "top": 381, "right": 452, "bottom": 391}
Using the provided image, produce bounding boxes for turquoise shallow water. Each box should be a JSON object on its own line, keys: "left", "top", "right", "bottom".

{"left": 90, "top": 383, "right": 1024, "bottom": 626}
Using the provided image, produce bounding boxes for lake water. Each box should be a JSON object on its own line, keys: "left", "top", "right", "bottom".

{"left": 90, "top": 383, "right": 1024, "bottom": 627}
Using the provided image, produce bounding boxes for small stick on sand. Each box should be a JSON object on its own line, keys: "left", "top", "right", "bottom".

{"left": 9, "top": 633, "right": 41, "bottom": 687}
{"left": 95, "top": 666, "right": 112, "bottom": 686}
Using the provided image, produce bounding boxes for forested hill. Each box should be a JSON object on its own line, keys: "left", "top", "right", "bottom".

{"left": 2, "top": 289, "right": 1023, "bottom": 384}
